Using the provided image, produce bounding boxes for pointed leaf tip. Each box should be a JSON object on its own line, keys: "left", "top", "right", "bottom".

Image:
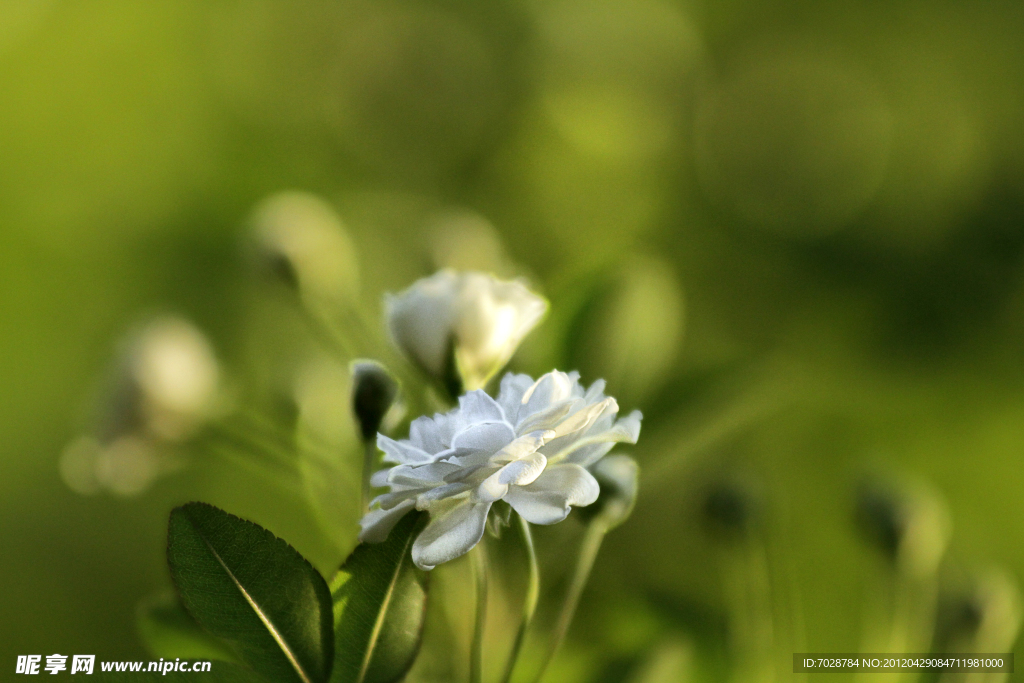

{"left": 331, "top": 512, "right": 429, "bottom": 683}
{"left": 167, "top": 502, "right": 334, "bottom": 683}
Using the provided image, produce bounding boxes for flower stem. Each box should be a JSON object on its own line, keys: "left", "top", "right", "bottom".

{"left": 532, "top": 518, "right": 607, "bottom": 683}
{"left": 501, "top": 514, "right": 539, "bottom": 683}
{"left": 471, "top": 544, "right": 489, "bottom": 683}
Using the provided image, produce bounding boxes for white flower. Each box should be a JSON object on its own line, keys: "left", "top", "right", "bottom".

{"left": 385, "top": 270, "right": 548, "bottom": 391}
{"left": 359, "top": 370, "right": 642, "bottom": 570}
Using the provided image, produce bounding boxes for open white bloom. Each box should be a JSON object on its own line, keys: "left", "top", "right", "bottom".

{"left": 386, "top": 270, "right": 547, "bottom": 391}
{"left": 360, "top": 370, "right": 642, "bottom": 569}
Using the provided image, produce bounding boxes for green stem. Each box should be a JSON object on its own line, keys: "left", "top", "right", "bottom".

{"left": 532, "top": 519, "right": 607, "bottom": 683}
{"left": 471, "top": 544, "right": 489, "bottom": 683}
{"left": 501, "top": 514, "right": 539, "bottom": 683}
{"left": 300, "top": 298, "right": 358, "bottom": 359}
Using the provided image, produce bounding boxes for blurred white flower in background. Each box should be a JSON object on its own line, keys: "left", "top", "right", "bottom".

{"left": 130, "top": 317, "right": 221, "bottom": 441}
{"left": 60, "top": 316, "right": 221, "bottom": 496}
{"left": 360, "top": 370, "right": 641, "bottom": 569}
{"left": 386, "top": 270, "right": 548, "bottom": 391}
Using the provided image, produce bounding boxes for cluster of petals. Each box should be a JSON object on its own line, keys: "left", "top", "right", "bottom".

{"left": 385, "top": 270, "right": 547, "bottom": 391}
{"left": 359, "top": 370, "right": 642, "bottom": 570}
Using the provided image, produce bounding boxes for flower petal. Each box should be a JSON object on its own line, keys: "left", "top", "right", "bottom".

{"left": 377, "top": 434, "right": 433, "bottom": 464}
{"left": 475, "top": 474, "right": 508, "bottom": 503}
{"left": 359, "top": 498, "right": 416, "bottom": 543}
{"left": 415, "top": 482, "right": 473, "bottom": 506}
{"left": 521, "top": 371, "right": 576, "bottom": 415}
{"left": 369, "top": 468, "right": 392, "bottom": 488}
{"left": 388, "top": 461, "right": 462, "bottom": 486}
{"left": 373, "top": 488, "right": 424, "bottom": 510}
{"left": 408, "top": 412, "right": 458, "bottom": 453}
{"left": 516, "top": 398, "right": 579, "bottom": 435}
{"left": 548, "top": 397, "right": 617, "bottom": 440}
{"left": 492, "top": 431, "right": 552, "bottom": 464}
{"left": 497, "top": 373, "right": 534, "bottom": 423}
{"left": 504, "top": 464, "right": 600, "bottom": 525}
{"left": 583, "top": 378, "right": 607, "bottom": 403}
{"left": 498, "top": 450, "right": 547, "bottom": 486}
{"left": 553, "top": 410, "right": 644, "bottom": 466}
{"left": 608, "top": 409, "right": 643, "bottom": 444}
{"left": 385, "top": 273, "right": 458, "bottom": 376}
{"left": 412, "top": 500, "right": 491, "bottom": 570}
{"left": 458, "top": 389, "right": 506, "bottom": 423}
{"left": 451, "top": 421, "right": 515, "bottom": 453}
{"left": 562, "top": 441, "right": 616, "bottom": 468}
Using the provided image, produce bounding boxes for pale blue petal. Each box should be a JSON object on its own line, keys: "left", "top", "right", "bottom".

{"left": 359, "top": 498, "right": 416, "bottom": 543}
{"left": 412, "top": 500, "right": 491, "bottom": 570}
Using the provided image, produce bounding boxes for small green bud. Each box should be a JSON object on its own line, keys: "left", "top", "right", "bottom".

{"left": 350, "top": 360, "right": 399, "bottom": 441}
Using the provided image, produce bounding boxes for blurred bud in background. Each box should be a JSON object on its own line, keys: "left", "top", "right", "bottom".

{"left": 580, "top": 454, "right": 639, "bottom": 529}
{"left": 936, "top": 568, "right": 1022, "bottom": 660}
{"left": 700, "top": 476, "right": 760, "bottom": 542}
{"left": 567, "top": 255, "right": 684, "bottom": 406}
{"left": 855, "top": 477, "right": 951, "bottom": 579}
{"left": 249, "top": 191, "right": 359, "bottom": 303}
{"left": 350, "top": 360, "right": 401, "bottom": 442}
{"left": 125, "top": 317, "right": 221, "bottom": 442}
{"left": 60, "top": 317, "right": 221, "bottom": 496}
{"left": 385, "top": 270, "right": 548, "bottom": 393}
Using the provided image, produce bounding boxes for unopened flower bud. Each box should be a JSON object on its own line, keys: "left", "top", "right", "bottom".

{"left": 351, "top": 360, "right": 399, "bottom": 442}
{"left": 385, "top": 270, "right": 547, "bottom": 393}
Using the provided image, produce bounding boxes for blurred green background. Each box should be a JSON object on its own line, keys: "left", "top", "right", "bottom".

{"left": 3, "top": 0, "right": 1024, "bottom": 680}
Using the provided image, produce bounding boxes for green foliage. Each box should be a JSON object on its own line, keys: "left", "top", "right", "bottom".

{"left": 136, "top": 591, "right": 238, "bottom": 663}
{"left": 167, "top": 503, "right": 334, "bottom": 683}
{"left": 330, "top": 512, "right": 429, "bottom": 683}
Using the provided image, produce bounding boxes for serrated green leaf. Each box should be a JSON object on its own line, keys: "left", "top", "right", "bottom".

{"left": 137, "top": 591, "right": 239, "bottom": 663}
{"left": 330, "top": 512, "right": 428, "bottom": 683}
{"left": 167, "top": 503, "right": 334, "bottom": 683}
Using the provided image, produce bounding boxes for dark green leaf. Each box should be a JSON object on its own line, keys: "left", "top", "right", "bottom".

{"left": 137, "top": 591, "right": 239, "bottom": 663}
{"left": 167, "top": 503, "right": 334, "bottom": 683}
{"left": 330, "top": 512, "right": 428, "bottom": 683}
